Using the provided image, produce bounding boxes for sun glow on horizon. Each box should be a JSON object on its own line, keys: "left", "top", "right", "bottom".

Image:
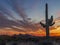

{"left": 0, "top": 24, "right": 60, "bottom": 37}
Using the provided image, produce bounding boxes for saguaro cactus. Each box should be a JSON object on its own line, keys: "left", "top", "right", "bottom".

{"left": 40, "top": 3, "right": 55, "bottom": 40}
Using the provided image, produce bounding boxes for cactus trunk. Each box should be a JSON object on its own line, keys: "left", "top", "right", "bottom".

{"left": 45, "top": 3, "right": 49, "bottom": 40}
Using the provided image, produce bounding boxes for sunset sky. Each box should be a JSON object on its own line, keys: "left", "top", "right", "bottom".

{"left": 0, "top": 0, "right": 60, "bottom": 36}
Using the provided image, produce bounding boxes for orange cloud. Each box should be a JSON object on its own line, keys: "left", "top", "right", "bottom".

{"left": 0, "top": 17, "right": 60, "bottom": 37}
{"left": 0, "top": 25, "right": 60, "bottom": 36}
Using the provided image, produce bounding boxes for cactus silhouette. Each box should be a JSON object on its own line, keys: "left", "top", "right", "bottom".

{"left": 40, "top": 3, "right": 55, "bottom": 40}
{"left": 40, "top": 16, "right": 55, "bottom": 27}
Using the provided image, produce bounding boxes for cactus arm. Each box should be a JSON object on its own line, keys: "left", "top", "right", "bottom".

{"left": 50, "top": 16, "right": 53, "bottom": 22}
{"left": 50, "top": 22, "right": 55, "bottom": 26}
{"left": 48, "top": 16, "right": 53, "bottom": 23}
{"left": 50, "top": 16, "right": 53, "bottom": 23}
{"left": 47, "top": 15, "right": 55, "bottom": 26}
{"left": 40, "top": 22, "right": 46, "bottom": 27}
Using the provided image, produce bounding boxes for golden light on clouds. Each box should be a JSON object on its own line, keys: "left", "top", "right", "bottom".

{"left": 0, "top": 17, "right": 60, "bottom": 36}
{"left": 0, "top": 25, "right": 60, "bottom": 36}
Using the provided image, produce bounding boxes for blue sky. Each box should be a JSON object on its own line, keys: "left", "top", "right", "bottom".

{"left": 0, "top": 0, "right": 60, "bottom": 22}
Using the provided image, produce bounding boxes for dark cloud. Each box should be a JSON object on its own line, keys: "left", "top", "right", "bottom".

{"left": 0, "top": 0, "right": 41, "bottom": 32}
{"left": 0, "top": 12, "right": 19, "bottom": 28}
{"left": 10, "top": 0, "right": 40, "bottom": 31}
{"left": 0, "top": 12, "right": 40, "bottom": 32}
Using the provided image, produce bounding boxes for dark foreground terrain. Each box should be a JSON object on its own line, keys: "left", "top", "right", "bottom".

{"left": 0, "top": 34, "right": 60, "bottom": 45}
